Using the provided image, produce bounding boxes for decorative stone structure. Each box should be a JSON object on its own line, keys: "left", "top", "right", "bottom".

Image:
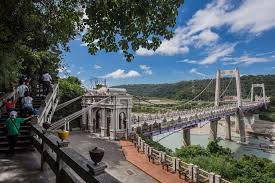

{"left": 81, "top": 87, "right": 132, "bottom": 140}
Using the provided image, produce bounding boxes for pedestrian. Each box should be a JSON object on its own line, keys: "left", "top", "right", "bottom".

{"left": 22, "top": 91, "right": 36, "bottom": 116}
{"left": 3, "top": 98, "right": 16, "bottom": 114}
{"left": 5, "top": 111, "right": 32, "bottom": 156}
{"left": 42, "top": 71, "right": 52, "bottom": 95}
{"left": 17, "top": 82, "right": 29, "bottom": 113}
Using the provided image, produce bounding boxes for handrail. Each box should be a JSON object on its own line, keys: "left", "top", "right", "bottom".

{"left": 31, "top": 124, "right": 120, "bottom": 183}
{"left": 37, "top": 83, "right": 59, "bottom": 124}
{"left": 55, "top": 95, "right": 82, "bottom": 112}
{"left": 48, "top": 96, "right": 112, "bottom": 130}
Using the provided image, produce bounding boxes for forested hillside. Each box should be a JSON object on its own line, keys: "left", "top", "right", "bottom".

{"left": 116, "top": 75, "right": 275, "bottom": 102}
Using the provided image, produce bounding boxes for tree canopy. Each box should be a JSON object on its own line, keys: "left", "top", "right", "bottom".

{"left": 83, "top": 0, "right": 183, "bottom": 61}
{"left": 0, "top": 0, "right": 184, "bottom": 90}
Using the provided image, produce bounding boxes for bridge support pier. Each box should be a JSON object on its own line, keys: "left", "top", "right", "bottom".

{"left": 235, "top": 111, "right": 246, "bottom": 142}
{"left": 182, "top": 128, "right": 191, "bottom": 146}
{"left": 209, "top": 121, "right": 218, "bottom": 141}
{"left": 225, "top": 116, "right": 231, "bottom": 140}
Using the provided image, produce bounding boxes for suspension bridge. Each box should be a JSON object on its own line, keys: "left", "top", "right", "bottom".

{"left": 130, "top": 68, "right": 270, "bottom": 145}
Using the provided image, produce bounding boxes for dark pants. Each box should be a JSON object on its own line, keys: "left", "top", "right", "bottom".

{"left": 43, "top": 81, "right": 52, "bottom": 95}
{"left": 7, "top": 135, "right": 18, "bottom": 155}
{"left": 18, "top": 97, "right": 23, "bottom": 113}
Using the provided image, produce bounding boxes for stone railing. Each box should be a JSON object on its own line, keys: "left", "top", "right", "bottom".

{"left": 36, "top": 83, "right": 59, "bottom": 125}
{"left": 134, "top": 134, "right": 231, "bottom": 183}
{"left": 31, "top": 124, "right": 120, "bottom": 183}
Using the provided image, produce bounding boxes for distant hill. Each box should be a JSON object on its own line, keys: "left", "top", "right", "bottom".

{"left": 115, "top": 75, "right": 275, "bottom": 102}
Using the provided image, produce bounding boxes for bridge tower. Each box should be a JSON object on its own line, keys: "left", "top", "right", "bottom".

{"left": 212, "top": 68, "right": 246, "bottom": 142}
{"left": 251, "top": 83, "right": 267, "bottom": 109}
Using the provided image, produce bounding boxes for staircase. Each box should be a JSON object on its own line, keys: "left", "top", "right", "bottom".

{"left": 0, "top": 96, "right": 43, "bottom": 153}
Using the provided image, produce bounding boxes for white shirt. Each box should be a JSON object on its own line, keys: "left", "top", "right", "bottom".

{"left": 17, "top": 84, "right": 29, "bottom": 97}
{"left": 42, "top": 73, "right": 52, "bottom": 82}
{"left": 22, "top": 96, "right": 33, "bottom": 108}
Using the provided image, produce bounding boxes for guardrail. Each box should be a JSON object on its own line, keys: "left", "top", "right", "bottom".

{"left": 36, "top": 83, "right": 59, "bottom": 124}
{"left": 133, "top": 133, "right": 231, "bottom": 183}
{"left": 31, "top": 124, "right": 120, "bottom": 183}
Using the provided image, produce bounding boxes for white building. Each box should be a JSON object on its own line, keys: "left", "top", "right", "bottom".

{"left": 81, "top": 87, "right": 132, "bottom": 140}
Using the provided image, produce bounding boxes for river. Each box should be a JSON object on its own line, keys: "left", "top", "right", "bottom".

{"left": 153, "top": 131, "right": 275, "bottom": 162}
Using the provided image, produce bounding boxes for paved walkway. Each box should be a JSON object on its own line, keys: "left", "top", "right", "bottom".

{"left": 68, "top": 132, "right": 157, "bottom": 183}
{"left": 120, "top": 141, "right": 188, "bottom": 183}
{"left": 0, "top": 151, "right": 55, "bottom": 183}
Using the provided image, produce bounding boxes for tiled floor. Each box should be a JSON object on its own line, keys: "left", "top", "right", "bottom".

{"left": 120, "top": 141, "right": 189, "bottom": 183}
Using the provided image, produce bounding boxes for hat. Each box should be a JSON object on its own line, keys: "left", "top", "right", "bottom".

{"left": 10, "top": 111, "right": 17, "bottom": 118}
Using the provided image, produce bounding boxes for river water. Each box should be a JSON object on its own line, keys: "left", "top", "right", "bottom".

{"left": 153, "top": 131, "right": 275, "bottom": 162}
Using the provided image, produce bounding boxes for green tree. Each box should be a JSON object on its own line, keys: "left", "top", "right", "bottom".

{"left": 53, "top": 76, "right": 85, "bottom": 128}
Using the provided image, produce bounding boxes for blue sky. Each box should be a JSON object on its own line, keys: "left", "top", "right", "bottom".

{"left": 61, "top": 0, "right": 275, "bottom": 87}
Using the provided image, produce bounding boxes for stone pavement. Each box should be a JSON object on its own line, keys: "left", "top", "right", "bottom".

{"left": 0, "top": 151, "right": 55, "bottom": 183}
{"left": 120, "top": 141, "right": 188, "bottom": 183}
{"left": 68, "top": 131, "right": 157, "bottom": 183}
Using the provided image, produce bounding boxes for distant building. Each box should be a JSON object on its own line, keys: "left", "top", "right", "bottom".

{"left": 81, "top": 86, "right": 132, "bottom": 140}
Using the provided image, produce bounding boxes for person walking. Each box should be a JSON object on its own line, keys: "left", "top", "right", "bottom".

{"left": 22, "top": 91, "right": 36, "bottom": 116}
{"left": 17, "top": 82, "right": 29, "bottom": 113}
{"left": 42, "top": 71, "right": 52, "bottom": 95}
{"left": 3, "top": 98, "right": 16, "bottom": 114}
{"left": 5, "top": 111, "right": 32, "bottom": 156}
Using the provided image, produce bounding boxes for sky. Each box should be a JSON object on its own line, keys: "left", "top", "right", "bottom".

{"left": 61, "top": 0, "right": 275, "bottom": 87}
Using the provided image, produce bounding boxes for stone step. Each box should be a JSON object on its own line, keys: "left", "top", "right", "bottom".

{"left": 0, "top": 146, "right": 34, "bottom": 154}
{"left": 0, "top": 135, "right": 32, "bottom": 141}
{"left": 0, "top": 140, "right": 32, "bottom": 148}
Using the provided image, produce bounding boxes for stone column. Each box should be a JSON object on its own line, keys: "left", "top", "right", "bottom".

{"left": 182, "top": 128, "right": 191, "bottom": 146}
{"left": 100, "top": 108, "right": 107, "bottom": 137}
{"left": 225, "top": 116, "right": 231, "bottom": 140}
{"left": 235, "top": 112, "right": 240, "bottom": 133}
{"left": 81, "top": 108, "right": 87, "bottom": 130}
{"left": 87, "top": 108, "right": 93, "bottom": 132}
{"left": 236, "top": 111, "right": 246, "bottom": 142}
{"left": 209, "top": 121, "right": 218, "bottom": 141}
{"left": 110, "top": 109, "right": 116, "bottom": 140}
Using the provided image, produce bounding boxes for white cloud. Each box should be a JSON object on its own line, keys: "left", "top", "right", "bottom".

{"left": 80, "top": 42, "right": 88, "bottom": 47}
{"left": 94, "top": 64, "right": 102, "bottom": 69}
{"left": 177, "top": 59, "right": 197, "bottom": 64}
{"left": 272, "top": 67, "right": 275, "bottom": 69}
{"left": 223, "top": 55, "right": 275, "bottom": 65}
{"left": 199, "top": 44, "right": 235, "bottom": 65}
{"left": 57, "top": 67, "right": 66, "bottom": 73}
{"left": 189, "top": 68, "right": 206, "bottom": 77}
{"left": 136, "top": 0, "right": 275, "bottom": 58}
{"left": 139, "top": 65, "right": 153, "bottom": 75}
{"left": 103, "top": 69, "right": 141, "bottom": 79}
{"left": 67, "top": 69, "right": 71, "bottom": 73}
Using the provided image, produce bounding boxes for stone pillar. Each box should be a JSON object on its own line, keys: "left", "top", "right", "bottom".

{"left": 215, "top": 175, "right": 221, "bottom": 183}
{"left": 88, "top": 108, "right": 93, "bottom": 132}
{"left": 209, "top": 173, "right": 215, "bottom": 183}
{"left": 182, "top": 128, "right": 191, "bottom": 146}
{"left": 209, "top": 121, "right": 218, "bottom": 141}
{"left": 236, "top": 111, "right": 246, "bottom": 142}
{"left": 81, "top": 109, "right": 87, "bottom": 130}
{"left": 262, "top": 84, "right": 267, "bottom": 109}
{"left": 100, "top": 108, "right": 107, "bottom": 137}
{"left": 188, "top": 164, "right": 193, "bottom": 180}
{"left": 225, "top": 116, "right": 231, "bottom": 140}
{"left": 110, "top": 109, "right": 116, "bottom": 140}
{"left": 235, "top": 112, "right": 240, "bottom": 133}
{"left": 193, "top": 165, "right": 199, "bottom": 183}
